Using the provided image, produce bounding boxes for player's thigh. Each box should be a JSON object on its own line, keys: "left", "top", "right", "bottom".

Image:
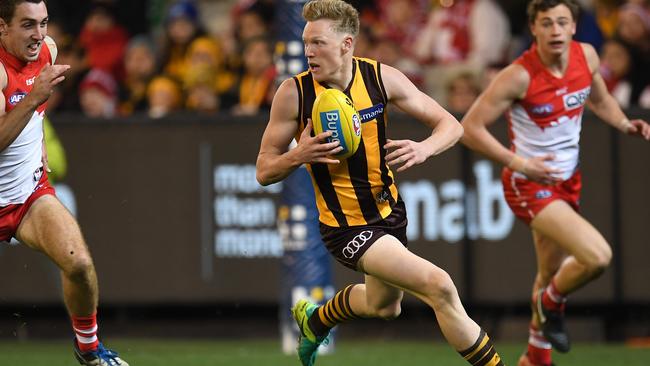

{"left": 530, "top": 200, "right": 611, "bottom": 266}
{"left": 16, "top": 195, "right": 91, "bottom": 268}
{"left": 359, "top": 234, "right": 454, "bottom": 301}
{"left": 532, "top": 229, "right": 566, "bottom": 285}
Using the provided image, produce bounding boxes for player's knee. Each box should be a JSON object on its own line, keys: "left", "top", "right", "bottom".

{"left": 375, "top": 302, "right": 401, "bottom": 321}
{"left": 586, "top": 246, "right": 612, "bottom": 276}
{"left": 65, "top": 255, "right": 95, "bottom": 282}
{"left": 422, "top": 269, "right": 456, "bottom": 307}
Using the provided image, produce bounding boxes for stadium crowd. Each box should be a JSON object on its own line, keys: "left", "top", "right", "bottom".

{"left": 45, "top": 0, "right": 650, "bottom": 120}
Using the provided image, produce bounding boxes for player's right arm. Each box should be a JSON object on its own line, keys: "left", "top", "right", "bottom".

{"left": 256, "top": 78, "right": 342, "bottom": 186}
{"left": 461, "top": 64, "right": 560, "bottom": 184}
{"left": 0, "top": 62, "right": 70, "bottom": 152}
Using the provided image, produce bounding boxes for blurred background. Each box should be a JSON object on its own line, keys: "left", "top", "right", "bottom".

{"left": 0, "top": 0, "right": 649, "bottom": 364}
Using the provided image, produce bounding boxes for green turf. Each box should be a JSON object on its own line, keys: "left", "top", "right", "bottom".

{"left": 0, "top": 339, "right": 649, "bottom": 365}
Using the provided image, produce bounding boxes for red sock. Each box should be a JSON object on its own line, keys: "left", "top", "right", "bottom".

{"left": 527, "top": 324, "right": 552, "bottom": 365}
{"left": 72, "top": 312, "right": 99, "bottom": 352}
{"left": 542, "top": 280, "right": 566, "bottom": 312}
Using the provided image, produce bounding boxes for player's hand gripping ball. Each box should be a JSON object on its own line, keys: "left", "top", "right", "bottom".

{"left": 311, "top": 88, "right": 362, "bottom": 160}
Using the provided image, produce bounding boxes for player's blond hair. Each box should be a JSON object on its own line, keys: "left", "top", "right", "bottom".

{"left": 303, "top": 0, "right": 359, "bottom": 37}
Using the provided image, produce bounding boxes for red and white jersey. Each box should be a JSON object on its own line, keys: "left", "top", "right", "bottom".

{"left": 0, "top": 44, "right": 52, "bottom": 206}
{"left": 508, "top": 41, "right": 592, "bottom": 181}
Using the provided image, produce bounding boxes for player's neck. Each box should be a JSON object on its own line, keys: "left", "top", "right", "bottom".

{"left": 537, "top": 48, "right": 570, "bottom": 78}
{"left": 325, "top": 57, "right": 354, "bottom": 91}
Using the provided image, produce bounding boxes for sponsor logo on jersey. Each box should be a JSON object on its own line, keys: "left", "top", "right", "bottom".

{"left": 26, "top": 76, "right": 36, "bottom": 86}
{"left": 342, "top": 230, "right": 374, "bottom": 259}
{"left": 352, "top": 113, "right": 361, "bottom": 136}
{"left": 358, "top": 103, "right": 385, "bottom": 123}
{"left": 531, "top": 103, "right": 554, "bottom": 116}
{"left": 8, "top": 92, "right": 27, "bottom": 105}
{"left": 563, "top": 86, "right": 591, "bottom": 110}
{"left": 535, "top": 190, "right": 552, "bottom": 199}
{"left": 555, "top": 87, "right": 568, "bottom": 96}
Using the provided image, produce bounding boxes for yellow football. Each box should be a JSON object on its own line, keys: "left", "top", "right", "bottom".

{"left": 311, "top": 88, "right": 362, "bottom": 160}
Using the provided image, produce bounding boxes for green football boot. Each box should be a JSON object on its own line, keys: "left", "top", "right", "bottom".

{"left": 291, "top": 299, "right": 330, "bottom": 366}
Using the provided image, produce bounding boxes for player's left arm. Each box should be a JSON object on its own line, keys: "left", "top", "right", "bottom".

{"left": 582, "top": 43, "right": 650, "bottom": 140}
{"left": 381, "top": 64, "right": 463, "bottom": 172}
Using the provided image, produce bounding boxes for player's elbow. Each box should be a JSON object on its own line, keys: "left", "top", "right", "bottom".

{"left": 256, "top": 169, "right": 271, "bottom": 186}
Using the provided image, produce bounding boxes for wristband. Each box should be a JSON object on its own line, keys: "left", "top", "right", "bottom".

{"left": 508, "top": 154, "right": 529, "bottom": 174}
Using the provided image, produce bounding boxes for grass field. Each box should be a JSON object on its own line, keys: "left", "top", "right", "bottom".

{"left": 1, "top": 339, "right": 649, "bottom": 365}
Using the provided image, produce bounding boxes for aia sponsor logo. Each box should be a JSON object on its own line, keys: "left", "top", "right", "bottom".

{"left": 531, "top": 103, "right": 554, "bottom": 116}
{"left": 8, "top": 92, "right": 27, "bottom": 105}
{"left": 563, "top": 86, "right": 591, "bottom": 110}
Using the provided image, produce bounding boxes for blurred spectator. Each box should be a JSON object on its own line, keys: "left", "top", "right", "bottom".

{"left": 183, "top": 37, "right": 228, "bottom": 114}
{"left": 79, "top": 69, "right": 119, "bottom": 119}
{"left": 79, "top": 1, "right": 129, "bottom": 81}
{"left": 413, "top": 0, "right": 510, "bottom": 102}
{"left": 480, "top": 62, "right": 508, "bottom": 91}
{"left": 47, "top": 22, "right": 89, "bottom": 114}
{"left": 445, "top": 71, "right": 481, "bottom": 116}
{"left": 353, "top": 25, "right": 374, "bottom": 59}
{"left": 574, "top": 5, "right": 605, "bottom": 52}
{"left": 615, "top": 3, "right": 650, "bottom": 106}
{"left": 594, "top": 0, "right": 624, "bottom": 39}
{"left": 147, "top": 76, "right": 183, "bottom": 119}
{"left": 370, "top": 0, "right": 428, "bottom": 58}
{"left": 600, "top": 38, "right": 650, "bottom": 108}
{"left": 222, "top": 37, "right": 276, "bottom": 116}
{"left": 617, "top": 3, "right": 650, "bottom": 52}
{"left": 414, "top": 0, "right": 510, "bottom": 67}
{"left": 371, "top": 37, "right": 423, "bottom": 87}
{"left": 159, "top": 0, "right": 206, "bottom": 82}
{"left": 43, "top": 117, "right": 68, "bottom": 183}
{"left": 119, "top": 35, "right": 158, "bottom": 116}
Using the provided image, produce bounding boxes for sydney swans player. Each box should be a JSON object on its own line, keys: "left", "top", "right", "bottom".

{"left": 461, "top": 1, "right": 649, "bottom": 365}
{"left": 257, "top": 1, "right": 505, "bottom": 366}
{"left": 0, "top": 1, "right": 128, "bottom": 365}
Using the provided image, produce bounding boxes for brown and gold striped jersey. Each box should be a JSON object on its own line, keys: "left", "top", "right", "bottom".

{"left": 293, "top": 57, "right": 399, "bottom": 227}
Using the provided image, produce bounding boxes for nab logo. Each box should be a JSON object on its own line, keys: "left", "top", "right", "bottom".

{"left": 8, "top": 92, "right": 27, "bottom": 105}
{"left": 531, "top": 103, "right": 554, "bottom": 116}
{"left": 535, "top": 190, "right": 552, "bottom": 199}
{"left": 563, "top": 87, "right": 590, "bottom": 110}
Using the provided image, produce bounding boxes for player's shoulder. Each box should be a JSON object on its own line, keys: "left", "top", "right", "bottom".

{"left": 0, "top": 60, "right": 6, "bottom": 91}
{"left": 577, "top": 41, "right": 599, "bottom": 72}
{"left": 270, "top": 77, "right": 300, "bottom": 119}
{"left": 491, "top": 63, "right": 530, "bottom": 98}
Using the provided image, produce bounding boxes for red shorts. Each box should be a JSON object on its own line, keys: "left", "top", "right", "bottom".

{"left": 0, "top": 171, "right": 55, "bottom": 241}
{"left": 501, "top": 168, "right": 581, "bottom": 225}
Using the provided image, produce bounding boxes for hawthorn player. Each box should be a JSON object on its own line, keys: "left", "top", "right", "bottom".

{"left": 256, "top": 1, "right": 505, "bottom": 366}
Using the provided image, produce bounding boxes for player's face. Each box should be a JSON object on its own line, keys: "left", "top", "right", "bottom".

{"left": 0, "top": 2, "right": 48, "bottom": 62}
{"left": 530, "top": 4, "right": 576, "bottom": 57}
{"left": 302, "top": 19, "right": 350, "bottom": 83}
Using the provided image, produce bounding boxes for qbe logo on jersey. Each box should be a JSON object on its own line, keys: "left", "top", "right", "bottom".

{"left": 563, "top": 86, "right": 591, "bottom": 111}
